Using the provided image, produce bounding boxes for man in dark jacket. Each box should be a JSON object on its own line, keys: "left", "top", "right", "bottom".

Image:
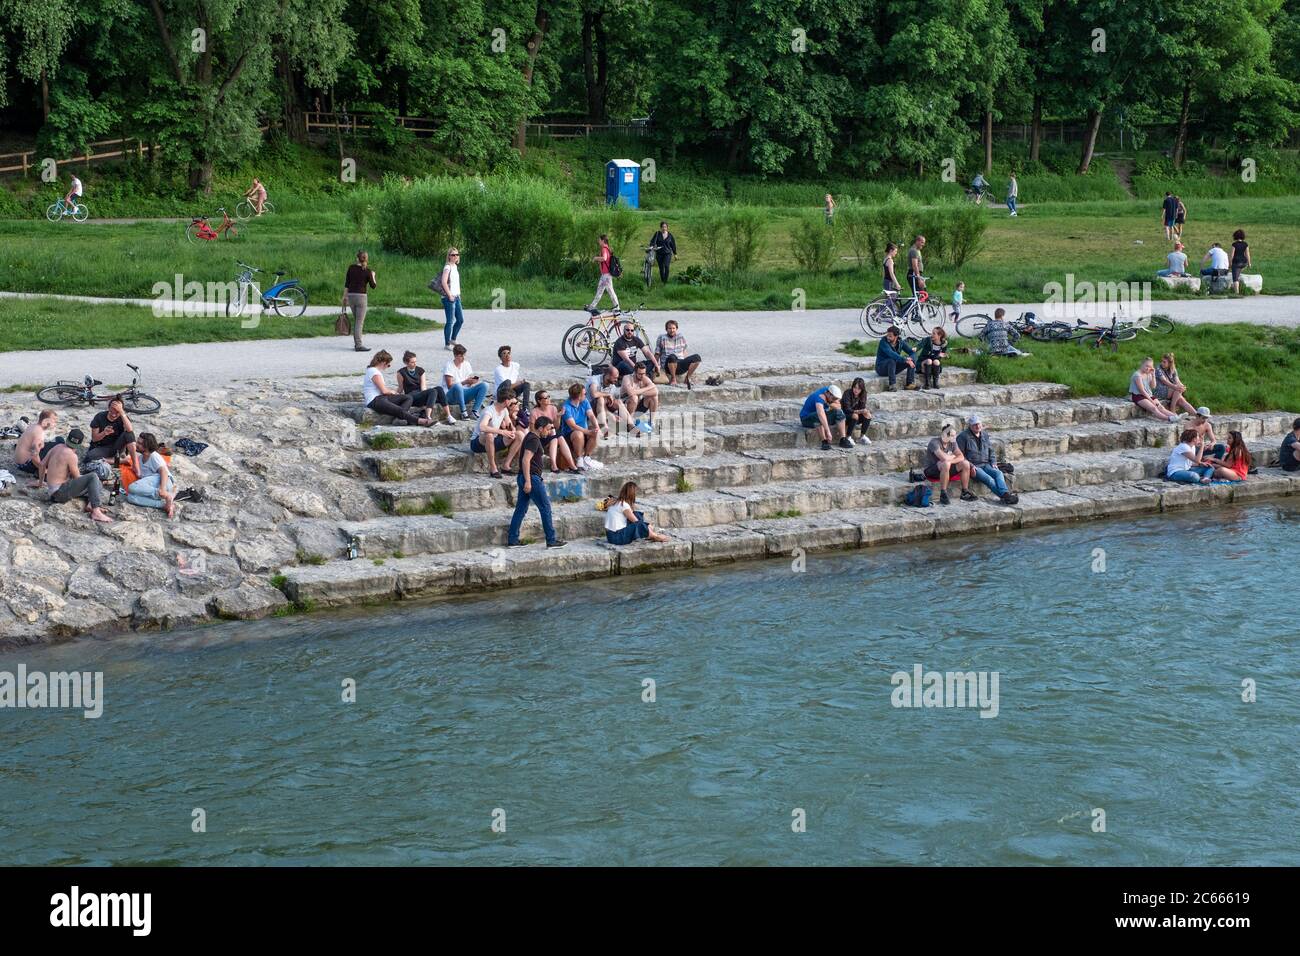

{"left": 957, "top": 413, "right": 1018, "bottom": 504}
{"left": 875, "top": 326, "right": 917, "bottom": 390}
{"left": 649, "top": 221, "right": 677, "bottom": 283}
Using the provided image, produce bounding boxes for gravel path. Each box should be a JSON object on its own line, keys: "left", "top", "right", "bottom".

{"left": 2, "top": 292, "right": 1299, "bottom": 391}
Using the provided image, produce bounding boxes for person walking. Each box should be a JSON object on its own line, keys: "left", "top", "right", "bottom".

{"left": 588, "top": 235, "right": 620, "bottom": 312}
{"left": 506, "top": 416, "right": 567, "bottom": 549}
{"left": 342, "top": 250, "right": 376, "bottom": 352}
{"left": 1006, "top": 173, "right": 1019, "bottom": 217}
{"left": 1161, "top": 192, "right": 1178, "bottom": 241}
{"left": 824, "top": 193, "right": 836, "bottom": 224}
{"left": 435, "top": 247, "right": 465, "bottom": 349}
{"left": 649, "top": 221, "right": 677, "bottom": 284}
{"left": 1173, "top": 196, "right": 1187, "bottom": 240}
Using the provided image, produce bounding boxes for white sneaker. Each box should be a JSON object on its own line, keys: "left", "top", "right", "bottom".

{"left": 444, "top": 411, "right": 457, "bottom": 424}
{"left": 860, "top": 435, "right": 873, "bottom": 445}
{"left": 585, "top": 457, "right": 605, "bottom": 470}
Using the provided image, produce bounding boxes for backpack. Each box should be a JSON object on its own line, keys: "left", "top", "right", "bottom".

{"left": 608, "top": 254, "right": 623, "bottom": 278}
{"left": 904, "top": 483, "right": 932, "bottom": 508}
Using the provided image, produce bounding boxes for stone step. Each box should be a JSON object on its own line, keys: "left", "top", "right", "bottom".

{"left": 279, "top": 467, "right": 1300, "bottom": 606}
{"left": 367, "top": 413, "right": 1292, "bottom": 513}
{"left": 338, "top": 438, "right": 1289, "bottom": 559}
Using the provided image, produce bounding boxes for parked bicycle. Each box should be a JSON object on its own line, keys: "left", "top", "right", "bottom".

{"left": 859, "top": 283, "right": 942, "bottom": 337}
{"left": 956, "top": 311, "right": 1039, "bottom": 340}
{"left": 235, "top": 198, "right": 276, "bottom": 221}
{"left": 641, "top": 245, "right": 656, "bottom": 288}
{"left": 36, "top": 363, "right": 162, "bottom": 414}
{"left": 46, "top": 196, "right": 89, "bottom": 223}
{"left": 186, "top": 207, "right": 239, "bottom": 242}
{"left": 562, "top": 303, "right": 647, "bottom": 366}
{"left": 226, "top": 261, "right": 308, "bottom": 319}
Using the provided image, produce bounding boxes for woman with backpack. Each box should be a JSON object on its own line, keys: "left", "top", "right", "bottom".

{"left": 587, "top": 235, "right": 620, "bottom": 313}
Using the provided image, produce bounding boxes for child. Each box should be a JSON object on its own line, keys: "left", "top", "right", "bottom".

{"left": 950, "top": 281, "right": 964, "bottom": 324}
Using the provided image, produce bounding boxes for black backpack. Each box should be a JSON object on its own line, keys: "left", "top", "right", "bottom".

{"left": 608, "top": 254, "right": 623, "bottom": 278}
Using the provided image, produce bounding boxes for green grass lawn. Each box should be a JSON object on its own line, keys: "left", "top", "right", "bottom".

{"left": 0, "top": 300, "right": 434, "bottom": 352}
{"left": 1, "top": 194, "right": 1297, "bottom": 316}
{"left": 843, "top": 322, "right": 1300, "bottom": 415}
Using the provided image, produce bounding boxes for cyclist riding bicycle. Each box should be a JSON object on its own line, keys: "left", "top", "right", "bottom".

{"left": 969, "top": 173, "right": 989, "bottom": 203}
{"left": 244, "top": 177, "right": 267, "bottom": 216}
{"left": 64, "top": 174, "right": 83, "bottom": 215}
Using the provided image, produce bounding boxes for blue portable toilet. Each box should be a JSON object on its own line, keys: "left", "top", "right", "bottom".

{"left": 605, "top": 159, "right": 640, "bottom": 208}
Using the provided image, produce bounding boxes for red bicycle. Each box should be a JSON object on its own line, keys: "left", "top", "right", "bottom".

{"left": 186, "top": 207, "right": 239, "bottom": 242}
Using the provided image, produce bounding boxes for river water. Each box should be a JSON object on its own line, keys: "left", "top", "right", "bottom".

{"left": 3, "top": 501, "right": 1298, "bottom": 866}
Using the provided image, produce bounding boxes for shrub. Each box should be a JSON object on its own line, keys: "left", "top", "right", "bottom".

{"left": 725, "top": 205, "right": 767, "bottom": 272}
{"left": 375, "top": 176, "right": 476, "bottom": 259}
{"left": 790, "top": 213, "right": 838, "bottom": 274}
{"left": 691, "top": 204, "right": 729, "bottom": 273}
{"left": 836, "top": 197, "right": 873, "bottom": 267}
{"left": 464, "top": 177, "right": 574, "bottom": 271}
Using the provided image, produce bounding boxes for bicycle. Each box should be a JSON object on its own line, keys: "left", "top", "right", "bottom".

{"left": 235, "top": 197, "right": 275, "bottom": 221}
{"left": 226, "top": 261, "right": 308, "bottom": 318}
{"left": 963, "top": 184, "right": 992, "bottom": 204}
{"left": 956, "top": 311, "right": 1038, "bottom": 340}
{"left": 46, "top": 196, "right": 89, "bottom": 223}
{"left": 562, "top": 303, "right": 647, "bottom": 366}
{"left": 36, "top": 363, "right": 162, "bottom": 414}
{"left": 186, "top": 207, "right": 239, "bottom": 242}
{"left": 642, "top": 245, "right": 656, "bottom": 288}
{"left": 859, "top": 282, "right": 941, "bottom": 337}
{"left": 1071, "top": 316, "right": 1137, "bottom": 351}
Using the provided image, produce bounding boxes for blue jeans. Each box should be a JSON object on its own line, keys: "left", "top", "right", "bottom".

{"left": 445, "top": 381, "right": 487, "bottom": 415}
{"left": 1007, "top": 196, "right": 1017, "bottom": 214}
{"left": 875, "top": 358, "right": 915, "bottom": 387}
{"left": 441, "top": 297, "right": 464, "bottom": 345}
{"left": 971, "top": 464, "right": 1008, "bottom": 496}
{"left": 1168, "top": 467, "right": 1213, "bottom": 484}
{"left": 508, "top": 472, "right": 557, "bottom": 545}
{"left": 606, "top": 510, "right": 650, "bottom": 545}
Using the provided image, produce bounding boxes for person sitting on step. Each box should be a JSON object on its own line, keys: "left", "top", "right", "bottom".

{"left": 85, "top": 398, "right": 141, "bottom": 475}
{"left": 604, "top": 481, "right": 669, "bottom": 544}
{"left": 493, "top": 344, "right": 531, "bottom": 411}
{"left": 655, "top": 320, "right": 702, "bottom": 389}
{"left": 957, "top": 414, "right": 1017, "bottom": 504}
{"left": 1202, "top": 430, "right": 1252, "bottom": 482}
{"left": 14, "top": 409, "right": 59, "bottom": 476}
{"left": 470, "top": 383, "right": 524, "bottom": 479}
{"left": 1154, "top": 353, "right": 1197, "bottom": 417}
{"left": 442, "top": 344, "right": 489, "bottom": 419}
{"left": 126, "top": 432, "right": 178, "bottom": 519}
{"left": 530, "top": 390, "right": 581, "bottom": 474}
{"left": 917, "top": 327, "right": 949, "bottom": 390}
{"left": 1129, "top": 356, "right": 1180, "bottom": 424}
{"left": 621, "top": 363, "right": 658, "bottom": 435}
{"left": 397, "top": 350, "right": 453, "bottom": 423}
{"left": 612, "top": 324, "right": 659, "bottom": 380}
{"left": 800, "top": 383, "right": 852, "bottom": 451}
{"left": 1166, "top": 428, "right": 1214, "bottom": 484}
{"left": 364, "top": 350, "right": 434, "bottom": 427}
{"left": 923, "top": 423, "right": 976, "bottom": 505}
{"left": 841, "top": 377, "right": 874, "bottom": 445}
{"left": 1280, "top": 418, "right": 1300, "bottom": 472}
{"left": 561, "top": 383, "right": 603, "bottom": 471}
{"left": 875, "top": 326, "right": 918, "bottom": 391}
{"left": 33, "top": 428, "right": 114, "bottom": 523}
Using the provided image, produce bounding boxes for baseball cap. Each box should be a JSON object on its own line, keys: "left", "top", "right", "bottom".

{"left": 1196, "top": 406, "right": 1211, "bottom": 417}
{"left": 828, "top": 384, "right": 843, "bottom": 399}
{"left": 967, "top": 413, "right": 982, "bottom": 425}
{"left": 66, "top": 428, "right": 85, "bottom": 446}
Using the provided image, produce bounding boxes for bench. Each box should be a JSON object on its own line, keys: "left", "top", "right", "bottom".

{"left": 1156, "top": 275, "right": 1200, "bottom": 292}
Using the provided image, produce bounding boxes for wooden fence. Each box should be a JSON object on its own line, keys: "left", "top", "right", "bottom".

{"left": 0, "top": 137, "right": 153, "bottom": 176}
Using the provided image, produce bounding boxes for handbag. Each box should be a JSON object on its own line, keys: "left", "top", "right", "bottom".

{"left": 334, "top": 310, "right": 352, "bottom": 336}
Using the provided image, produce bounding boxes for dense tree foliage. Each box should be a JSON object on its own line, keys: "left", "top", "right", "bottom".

{"left": 1, "top": 0, "right": 1297, "bottom": 188}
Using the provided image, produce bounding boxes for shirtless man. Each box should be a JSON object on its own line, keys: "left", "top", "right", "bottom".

{"left": 34, "top": 428, "right": 113, "bottom": 523}
{"left": 621, "top": 363, "right": 659, "bottom": 434}
{"left": 14, "top": 409, "right": 58, "bottom": 475}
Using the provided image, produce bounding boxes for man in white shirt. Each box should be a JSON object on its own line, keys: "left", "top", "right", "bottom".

{"left": 493, "top": 344, "right": 530, "bottom": 410}
{"left": 1200, "top": 243, "right": 1230, "bottom": 278}
{"left": 470, "top": 384, "right": 524, "bottom": 478}
{"left": 442, "top": 344, "right": 489, "bottom": 418}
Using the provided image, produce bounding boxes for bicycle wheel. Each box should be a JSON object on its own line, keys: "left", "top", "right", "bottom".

{"left": 917, "top": 300, "right": 943, "bottom": 334}
{"left": 262, "top": 200, "right": 275, "bottom": 215}
{"left": 221, "top": 223, "right": 239, "bottom": 240}
{"left": 36, "top": 384, "right": 83, "bottom": 405}
{"left": 120, "top": 391, "right": 162, "bottom": 415}
{"left": 45, "top": 203, "right": 61, "bottom": 223}
{"left": 561, "top": 324, "right": 588, "bottom": 364}
{"left": 72, "top": 203, "right": 89, "bottom": 223}
{"left": 186, "top": 221, "right": 202, "bottom": 243}
{"left": 271, "top": 286, "right": 308, "bottom": 318}
{"left": 235, "top": 200, "right": 254, "bottom": 221}
{"left": 1113, "top": 324, "right": 1138, "bottom": 342}
{"left": 864, "top": 302, "right": 898, "bottom": 337}
{"left": 571, "top": 327, "right": 610, "bottom": 366}
{"left": 643, "top": 255, "right": 654, "bottom": 288}
{"left": 1146, "top": 315, "right": 1175, "bottom": 334}
{"left": 955, "top": 312, "right": 991, "bottom": 339}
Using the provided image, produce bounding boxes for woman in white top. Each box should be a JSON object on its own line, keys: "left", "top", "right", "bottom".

{"left": 364, "top": 350, "right": 433, "bottom": 427}
{"left": 1128, "top": 357, "right": 1179, "bottom": 423}
{"left": 127, "top": 432, "right": 177, "bottom": 518}
{"left": 604, "top": 481, "right": 669, "bottom": 545}
{"left": 437, "top": 247, "right": 464, "bottom": 349}
{"left": 1166, "top": 428, "right": 1213, "bottom": 484}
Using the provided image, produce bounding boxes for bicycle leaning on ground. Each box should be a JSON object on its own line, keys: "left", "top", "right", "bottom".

{"left": 36, "top": 363, "right": 162, "bottom": 414}
{"left": 46, "top": 196, "right": 89, "bottom": 223}
{"left": 226, "top": 261, "right": 308, "bottom": 318}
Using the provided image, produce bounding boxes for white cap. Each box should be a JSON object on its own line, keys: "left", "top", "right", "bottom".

{"left": 1196, "top": 406, "right": 1211, "bottom": 417}
{"left": 968, "top": 413, "right": 982, "bottom": 425}
{"left": 828, "top": 384, "right": 843, "bottom": 399}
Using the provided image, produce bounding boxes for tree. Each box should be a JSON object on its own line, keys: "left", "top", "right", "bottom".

{"left": 0, "top": 0, "right": 75, "bottom": 116}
